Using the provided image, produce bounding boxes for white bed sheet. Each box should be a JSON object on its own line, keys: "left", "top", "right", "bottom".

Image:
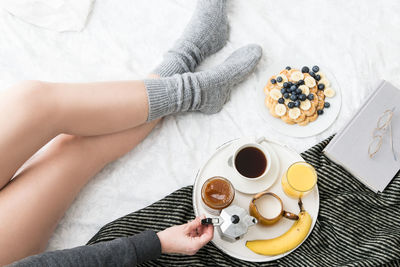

{"left": 0, "top": 0, "right": 399, "bottom": 252}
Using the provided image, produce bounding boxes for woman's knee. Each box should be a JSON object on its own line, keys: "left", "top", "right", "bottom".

{"left": 50, "top": 134, "right": 85, "bottom": 154}
{"left": 50, "top": 134, "right": 122, "bottom": 167}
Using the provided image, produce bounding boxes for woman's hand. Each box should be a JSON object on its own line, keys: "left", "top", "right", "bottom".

{"left": 157, "top": 215, "right": 214, "bottom": 255}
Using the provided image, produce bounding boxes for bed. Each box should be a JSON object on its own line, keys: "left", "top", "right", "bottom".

{"left": 0, "top": 0, "right": 399, "bottom": 252}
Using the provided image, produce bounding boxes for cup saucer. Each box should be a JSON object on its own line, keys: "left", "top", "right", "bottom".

{"left": 227, "top": 140, "right": 281, "bottom": 194}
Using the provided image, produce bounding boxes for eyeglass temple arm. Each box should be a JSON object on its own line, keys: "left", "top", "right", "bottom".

{"left": 390, "top": 123, "right": 397, "bottom": 161}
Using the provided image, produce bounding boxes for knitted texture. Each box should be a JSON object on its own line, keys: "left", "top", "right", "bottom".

{"left": 145, "top": 44, "right": 262, "bottom": 121}
{"left": 153, "top": 0, "right": 228, "bottom": 77}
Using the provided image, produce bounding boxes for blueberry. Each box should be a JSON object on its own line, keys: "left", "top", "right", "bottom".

{"left": 295, "top": 100, "right": 301, "bottom": 107}
{"left": 281, "top": 88, "right": 287, "bottom": 94}
{"left": 283, "top": 93, "right": 290, "bottom": 99}
{"left": 278, "top": 98, "right": 285, "bottom": 104}
{"left": 283, "top": 82, "right": 289, "bottom": 88}
{"left": 324, "top": 102, "right": 330, "bottom": 108}
{"left": 309, "top": 71, "right": 316, "bottom": 78}
{"left": 290, "top": 85, "right": 297, "bottom": 91}
{"left": 290, "top": 94, "right": 298, "bottom": 101}
{"left": 301, "top": 66, "right": 309, "bottom": 73}
{"left": 318, "top": 83, "right": 325, "bottom": 90}
{"left": 297, "top": 80, "right": 304, "bottom": 86}
{"left": 288, "top": 102, "right": 295, "bottom": 109}
{"left": 299, "top": 94, "right": 307, "bottom": 101}
{"left": 317, "top": 109, "right": 324, "bottom": 115}
{"left": 295, "top": 88, "right": 302, "bottom": 94}
{"left": 286, "top": 66, "right": 291, "bottom": 70}
{"left": 312, "top": 65, "right": 320, "bottom": 73}
{"left": 308, "top": 94, "right": 314, "bottom": 100}
{"left": 315, "top": 74, "right": 321, "bottom": 81}
{"left": 276, "top": 76, "right": 283, "bottom": 83}
{"left": 271, "top": 79, "right": 276, "bottom": 84}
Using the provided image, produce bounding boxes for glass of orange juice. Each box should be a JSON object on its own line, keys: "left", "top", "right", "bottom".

{"left": 281, "top": 162, "right": 317, "bottom": 199}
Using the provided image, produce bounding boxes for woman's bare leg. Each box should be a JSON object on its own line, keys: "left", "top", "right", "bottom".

{"left": 0, "top": 119, "right": 159, "bottom": 265}
{"left": 0, "top": 43, "right": 262, "bottom": 189}
{"left": 0, "top": 80, "right": 150, "bottom": 188}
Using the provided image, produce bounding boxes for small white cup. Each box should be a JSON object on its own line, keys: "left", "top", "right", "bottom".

{"left": 228, "top": 137, "right": 272, "bottom": 181}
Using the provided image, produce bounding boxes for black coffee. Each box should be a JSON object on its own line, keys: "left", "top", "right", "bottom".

{"left": 234, "top": 147, "right": 267, "bottom": 178}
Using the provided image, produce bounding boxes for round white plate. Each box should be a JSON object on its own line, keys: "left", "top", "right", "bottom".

{"left": 256, "top": 63, "right": 342, "bottom": 138}
{"left": 226, "top": 138, "right": 280, "bottom": 194}
{"left": 193, "top": 137, "right": 319, "bottom": 262}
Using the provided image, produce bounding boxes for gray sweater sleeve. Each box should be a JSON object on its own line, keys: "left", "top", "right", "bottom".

{"left": 9, "top": 230, "right": 162, "bottom": 267}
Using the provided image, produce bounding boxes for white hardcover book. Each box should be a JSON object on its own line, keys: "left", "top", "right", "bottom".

{"left": 324, "top": 80, "right": 400, "bottom": 193}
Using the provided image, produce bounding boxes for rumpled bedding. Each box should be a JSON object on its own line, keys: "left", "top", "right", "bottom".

{"left": 0, "top": 0, "right": 399, "bottom": 252}
{"left": 0, "top": 0, "right": 94, "bottom": 32}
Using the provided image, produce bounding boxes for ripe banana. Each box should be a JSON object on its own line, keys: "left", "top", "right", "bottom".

{"left": 318, "top": 77, "right": 330, "bottom": 87}
{"left": 298, "top": 85, "right": 309, "bottom": 96}
{"left": 304, "top": 76, "right": 316, "bottom": 88}
{"left": 246, "top": 200, "right": 312, "bottom": 256}
{"left": 288, "top": 107, "right": 301, "bottom": 120}
{"left": 324, "top": 87, "right": 336, "bottom": 98}
{"left": 316, "top": 71, "right": 326, "bottom": 80}
{"left": 290, "top": 71, "right": 304, "bottom": 82}
{"left": 300, "top": 99, "right": 311, "bottom": 111}
{"left": 275, "top": 104, "right": 287, "bottom": 116}
{"left": 269, "top": 89, "right": 282, "bottom": 100}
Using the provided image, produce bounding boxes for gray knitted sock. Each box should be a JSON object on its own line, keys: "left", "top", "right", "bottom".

{"left": 145, "top": 44, "right": 262, "bottom": 121}
{"left": 153, "top": 0, "right": 228, "bottom": 77}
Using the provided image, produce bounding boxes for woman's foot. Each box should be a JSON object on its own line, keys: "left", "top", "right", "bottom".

{"left": 145, "top": 44, "right": 262, "bottom": 121}
{"left": 153, "top": 0, "right": 228, "bottom": 77}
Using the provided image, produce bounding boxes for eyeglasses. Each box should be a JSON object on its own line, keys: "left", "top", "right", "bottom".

{"left": 368, "top": 108, "right": 397, "bottom": 160}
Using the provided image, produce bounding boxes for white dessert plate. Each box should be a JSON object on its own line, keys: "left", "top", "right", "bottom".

{"left": 193, "top": 137, "right": 319, "bottom": 262}
{"left": 256, "top": 62, "right": 342, "bottom": 138}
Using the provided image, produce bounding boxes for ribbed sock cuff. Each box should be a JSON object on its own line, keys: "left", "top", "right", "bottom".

{"left": 144, "top": 78, "right": 172, "bottom": 121}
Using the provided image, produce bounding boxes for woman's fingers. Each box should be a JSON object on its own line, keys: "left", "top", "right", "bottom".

{"left": 196, "top": 226, "right": 204, "bottom": 236}
{"left": 189, "top": 229, "right": 198, "bottom": 237}
{"left": 185, "top": 219, "right": 199, "bottom": 237}
{"left": 197, "top": 214, "right": 212, "bottom": 239}
{"left": 186, "top": 215, "right": 213, "bottom": 242}
{"left": 199, "top": 224, "right": 214, "bottom": 243}
{"left": 185, "top": 217, "right": 202, "bottom": 233}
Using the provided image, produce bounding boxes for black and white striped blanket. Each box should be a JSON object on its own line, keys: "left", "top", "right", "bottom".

{"left": 87, "top": 137, "right": 400, "bottom": 266}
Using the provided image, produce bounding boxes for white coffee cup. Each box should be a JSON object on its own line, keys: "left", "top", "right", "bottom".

{"left": 228, "top": 137, "right": 272, "bottom": 181}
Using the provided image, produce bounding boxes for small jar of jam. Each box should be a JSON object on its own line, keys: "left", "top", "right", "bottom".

{"left": 201, "top": 176, "right": 235, "bottom": 214}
